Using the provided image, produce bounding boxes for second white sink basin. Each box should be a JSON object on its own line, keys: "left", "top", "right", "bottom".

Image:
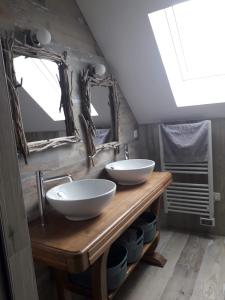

{"left": 105, "top": 159, "right": 155, "bottom": 185}
{"left": 46, "top": 179, "right": 116, "bottom": 221}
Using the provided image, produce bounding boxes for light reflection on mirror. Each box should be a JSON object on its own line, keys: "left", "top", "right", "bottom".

{"left": 90, "top": 103, "right": 98, "bottom": 117}
{"left": 13, "top": 56, "right": 66, "bottom": 142}
{"left": 91, "top": 86, "right": 113, "bottom": 146}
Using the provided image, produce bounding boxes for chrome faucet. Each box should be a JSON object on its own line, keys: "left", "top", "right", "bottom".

{"left": 124, "top": 144, "right": 129, "bottom": 160}
{"left": 35, "top": 171, "right": 73, "bottom": 227}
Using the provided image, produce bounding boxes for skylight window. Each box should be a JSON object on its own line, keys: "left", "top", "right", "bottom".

{"left": 14, "top": 56, "right": 64, "bottom": 121}
{"left": 148, "top": 0, "right": 225, "bottom": 107}
{"left": 90, "top": 103, "right": 98, "bottom": 117}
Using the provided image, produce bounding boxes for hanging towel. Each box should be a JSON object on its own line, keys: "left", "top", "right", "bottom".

{"left": 160, "top": 120, "right": 210, "bottom": 163}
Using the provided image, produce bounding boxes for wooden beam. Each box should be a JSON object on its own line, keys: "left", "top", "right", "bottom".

{"left": 0, "top": 42, "right": 39, "bottom": 299}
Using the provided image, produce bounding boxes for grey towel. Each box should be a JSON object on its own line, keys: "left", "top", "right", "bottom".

{"left": 161, "top": 121, "right": 210, "bottom": 163}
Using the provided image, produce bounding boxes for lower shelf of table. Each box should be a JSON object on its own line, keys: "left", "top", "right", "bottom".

{"left": 108, "top": 230, "right": 159, "bottom": 299}
{"left": 65, "top": 230, "right": 160, "bottom": 299}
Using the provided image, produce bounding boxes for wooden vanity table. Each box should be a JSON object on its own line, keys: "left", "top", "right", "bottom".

{"left": 29, "top": 172, "right": 172, "bottom": 300}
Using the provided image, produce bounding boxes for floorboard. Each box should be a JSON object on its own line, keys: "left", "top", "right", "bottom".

{"left": 191, "top": 236, "right": 225, "bottom": 300}
{"left": 159, "top": 235, "right": 208, "bottom": 300}
{"left": 115, "top": 230, "right": 189, "bottom": 300}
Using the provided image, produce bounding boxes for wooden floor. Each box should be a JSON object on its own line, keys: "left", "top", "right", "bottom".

{"left": 71, "top": 230, "right": 225, "bottom": 300}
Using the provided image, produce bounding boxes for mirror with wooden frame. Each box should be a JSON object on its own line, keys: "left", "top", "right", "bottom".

{"left": 79, "top": 65, "right": 119, "bottom": 164}
{"left": 1, "top": 35, "right": 79, "bottom": 163}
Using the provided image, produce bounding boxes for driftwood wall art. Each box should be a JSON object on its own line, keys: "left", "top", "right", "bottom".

{"left": 79, "top": 65, "right": 120, "bottom": 165}
{"left": 1, "top": 34, "right": 79, "bottom": 162}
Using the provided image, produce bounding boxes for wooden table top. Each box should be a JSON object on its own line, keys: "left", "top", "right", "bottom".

{"left": 29, "top": 172, "right": 172, "bottom": 273}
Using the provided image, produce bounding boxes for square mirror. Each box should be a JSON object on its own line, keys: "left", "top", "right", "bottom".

{"left": 79, "top": 66, "right": 119, "bottom": 162}
{"left": 91, "top": 86, "right": 113, "bottom": 146}
{"left": 1, "top": 36, "right": 79, "bottom": 162}
{"left": 14, "top": 56, "right": 67, "bottom": 142}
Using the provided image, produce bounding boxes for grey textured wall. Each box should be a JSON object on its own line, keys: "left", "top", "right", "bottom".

{"left": 0, "top": 0, "right": 139, "bottom": 299}
{"left": 139, "top": 119, "right": 225, "bottom": 236}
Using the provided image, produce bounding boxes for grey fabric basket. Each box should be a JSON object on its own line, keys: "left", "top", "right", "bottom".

{"left": 69, "top": 244, "right": 127, "bottom": 291}
{"left": 135, "top": 212, "right": 157, "bottom": 243}
{"left": 117, "top": 227, "right": 144, "bottom": 264}
{"left": 107, "top": 244, "right": 128, "bottom": 290}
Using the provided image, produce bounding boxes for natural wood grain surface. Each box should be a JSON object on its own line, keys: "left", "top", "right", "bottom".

{"left": 91, "top": 248, "right": 109, "bottom": 300}
{"left": 160, "top": 235, "right": 208, "bottom": 300}
{"left": 0, "top": 43, "right": 39, "bottom": 299}
{"left": 29, "top": 172, "right": 172, "bottom": 272}
{"left": 191, "top": 236, "right": 225, "bottom": 300}
{"left": 112, "top": 230, "right": 225, "bottom": 300}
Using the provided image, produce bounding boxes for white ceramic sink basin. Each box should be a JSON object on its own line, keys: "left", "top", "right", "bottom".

{"left": 105, "top": 159, "right": 155, "bottom": 185}
{"left": 46, "top": 179, "right": 116, "bottom": 221}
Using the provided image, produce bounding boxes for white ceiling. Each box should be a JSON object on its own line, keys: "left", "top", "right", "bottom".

{"left": 77, "top": 0, "right": 225, "bottom": 124}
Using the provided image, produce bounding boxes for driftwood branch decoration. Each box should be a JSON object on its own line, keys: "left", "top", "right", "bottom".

{"left": 79, "top": 65, "right": 120, "bottom": 165}
{"left": 28, "top": 136, "right": 79, "bottom": 153}
{"left": 1, "top": 34, "right": 79, "bottom": 162}
{"left": 79, "top": 113, "right": 96, "bottom": 160}
{"left": 1, "top": 36, "right": 29, "bottom": 163}
{"left": 58, "top": 52, "right": 78, "bottom": 137}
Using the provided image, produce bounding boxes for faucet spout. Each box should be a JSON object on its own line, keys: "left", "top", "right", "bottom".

{"left": 36, "top": 171, "right": 73, "bottom": 227}
{"left": 124, "top": 144, "right": 129, "bottom": 160}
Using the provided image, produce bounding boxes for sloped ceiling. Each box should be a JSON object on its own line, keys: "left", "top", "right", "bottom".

{"left": 77, "top": 0, "right": 225, "bottom": 124}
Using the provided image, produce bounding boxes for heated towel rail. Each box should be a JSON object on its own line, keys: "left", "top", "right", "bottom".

{"left": 159, "top": 122, "right": 215, "bottom": 226}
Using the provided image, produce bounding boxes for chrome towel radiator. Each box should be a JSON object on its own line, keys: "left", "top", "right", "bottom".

{"left": 159, "top": 122, "right": 215, "bottom": 226}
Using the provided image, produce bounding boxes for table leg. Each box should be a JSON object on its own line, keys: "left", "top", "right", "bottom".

{"left": 150, "top": 196, "right": 161, "bottom": 222}
{"left": 53, "top": 269, "right": 67, "bottom": 300}
{"left": 143, "top": 196, "right": 167, "bottom": 268}
{"left": 143, "top": 251, "right": 167, "bottom": 267}
{"left": 91, "top": 248, "right": 109, "bottom": 300}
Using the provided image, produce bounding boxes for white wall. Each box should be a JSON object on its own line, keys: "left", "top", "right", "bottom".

{"left": 77, "top": 0, "right": 225, "bottom": 124}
